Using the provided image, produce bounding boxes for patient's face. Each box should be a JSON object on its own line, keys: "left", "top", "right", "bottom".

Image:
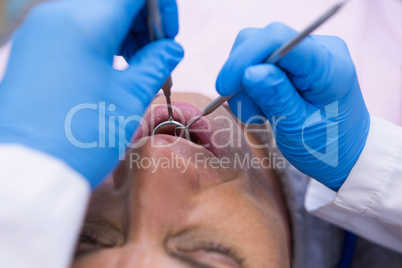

{"left": 72, "top": 93, "right": 290, "bottom": 268}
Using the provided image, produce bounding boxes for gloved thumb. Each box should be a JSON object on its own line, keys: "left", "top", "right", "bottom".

{"left": 121, "top": 39, "right": 184, "bottom": 105}
{"left": 243, "top": 63, "right": 308, "bottom": 123}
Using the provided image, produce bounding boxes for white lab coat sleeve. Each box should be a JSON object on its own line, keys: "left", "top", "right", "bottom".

{"left": 305, "top": 116, "right": 402, "bottom": 253}
{"left": 0, "top": 144, "right": 91, "bottom": 268}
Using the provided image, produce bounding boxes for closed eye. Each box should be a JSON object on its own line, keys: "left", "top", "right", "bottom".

{"left": 172, "top": 241, "right": 244, "bottom": 268}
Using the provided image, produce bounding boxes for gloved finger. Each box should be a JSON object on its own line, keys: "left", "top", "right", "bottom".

{"left": 310, "top": 34, "right": 351, "bottom": 56}
{"left": 217, "top": 22, "right": 293, "bottom": 96}
{"left": 79, "top": 0, "right": 148, "bottom": 52}
{"left": 242, "top": 63, "right": 308, "bottom": 124}
{"left": 279, "top": 34, "right": 356, "bottom": 105}
{"left": 120, "top": 7, "right": 150, "bottom": 60}
{"left": 216, "top": 22, "right": 315, "bottom": 96}
{"left": 230, "top": 28, "right": 260, "bottom": 54}
{"left": 120, "top": 0, "right": 179, "bottom": 61}
{"left": 224, "top": 27, "right": 265, "bottom": 124}
{"left": 159, "top": 0, "right": 179, "bottom": 38}
{"left": 120, "top": 40, "right": 184, "bottom": 105}
{"left": 217, "top": 22, "right": 354, "bottom": 104}
{"left": 214, "top": 27, "right": 260, "bottom": 111}
{"left": 227, "top": 90, "right": 266, "bottom": 124}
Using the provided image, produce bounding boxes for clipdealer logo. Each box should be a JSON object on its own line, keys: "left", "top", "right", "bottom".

{"left": 63, "top": 102, "right": 278, "bottom": 161}
{"left": 63, "top": 100, "right": 339, "bottom": 167}
{"left": 302, "top": 101, "right": 339, "bottom": 167}
{"left": 128, "top": 152, "right": 286, "bottom": 173}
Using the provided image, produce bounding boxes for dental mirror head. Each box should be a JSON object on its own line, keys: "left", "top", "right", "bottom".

{"left": 152, "top": 120, "right": 191, "bottom": 140}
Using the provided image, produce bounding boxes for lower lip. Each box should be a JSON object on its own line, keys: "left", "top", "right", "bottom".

{"left": 133, "top": 102, "right": 219, "bottom": 156}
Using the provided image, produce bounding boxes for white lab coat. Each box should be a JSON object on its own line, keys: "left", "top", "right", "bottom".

{"left": 305, "top": 116, "right": 402, "bottom": 252}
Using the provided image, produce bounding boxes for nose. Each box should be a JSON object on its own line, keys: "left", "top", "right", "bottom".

{"left": 114, "top": 136, "right": 203, "bottom": 240}
{"left": 110, "top": 244, "right": 185, "bottom": 268}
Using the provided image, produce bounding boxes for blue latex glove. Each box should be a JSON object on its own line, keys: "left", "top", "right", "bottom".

{"left": 119, "top": 0, "right": 179, "bottom": 60}
{"left": 0, "top": 0, "right": 184, "bottom": 188}
{"left": 216, "top": 23, "right": 370, "bottom": 190}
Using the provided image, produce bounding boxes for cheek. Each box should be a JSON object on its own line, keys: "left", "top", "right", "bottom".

{"left": 73, "top": 247, "right": 157, "bottom": 268}
{"left": 72, "top": 250, "right": 119, "bottom": 268}
{"left": 243, "top": 213, "right": 290, "bottom": 267}
{"left": 239, "top": 185, "right": 291, "bottom": 266}
{"left": 259, "top": 203, "right": 291, "bottom": 266}
{"left": 269, "top": 216, "right": 291, "bottom": 267}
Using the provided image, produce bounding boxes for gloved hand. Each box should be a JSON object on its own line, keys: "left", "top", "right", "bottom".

{"left": 216, "top": 23, "right": 370, "bottom": 191}
{"left": 0, "top": 0, "right": 184, "bottom": 188}
{"left": 119, "top": 0, "right": 179, "bottom": 60}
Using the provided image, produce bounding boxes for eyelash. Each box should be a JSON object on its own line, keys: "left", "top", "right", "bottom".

{"left": 79, "top": 235, "right": 100, "bottom": 246}
{"left": 179, "top": 241, "right": 245, "bottom": 265}
{"left": 78, "top": 230, "right": 115, "bottom": 248}
{"left": 79, "top": 234, "right": 244, "bottom": 265}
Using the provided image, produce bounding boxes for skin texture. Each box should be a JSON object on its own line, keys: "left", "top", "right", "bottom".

{"left": 72, "top": 93, "right": 291, "bottom": 268}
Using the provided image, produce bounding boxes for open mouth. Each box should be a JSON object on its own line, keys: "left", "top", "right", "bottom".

{"left": 133, "top": 102, "right": 218, "bottom": 156}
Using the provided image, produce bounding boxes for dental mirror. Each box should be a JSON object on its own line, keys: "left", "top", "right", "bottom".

{"left": 152, "top": 120, "right": 191, "bottom": 140}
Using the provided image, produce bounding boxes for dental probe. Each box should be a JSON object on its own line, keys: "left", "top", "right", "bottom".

{"left": 184, "top": 1, "right": 346, "bottom": 130}
{"left": 162, "top": 77, "right": 174, "bottom": 121}
{"left": 147, "top": 0, "right": 191, "bottom": 139}
{"left": 147, "top": 0, "right": 174, "bottom": 122}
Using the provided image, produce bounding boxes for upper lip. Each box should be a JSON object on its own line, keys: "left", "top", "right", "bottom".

{"left": 133, "top": 101, "right": 219, "bottom": 157}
